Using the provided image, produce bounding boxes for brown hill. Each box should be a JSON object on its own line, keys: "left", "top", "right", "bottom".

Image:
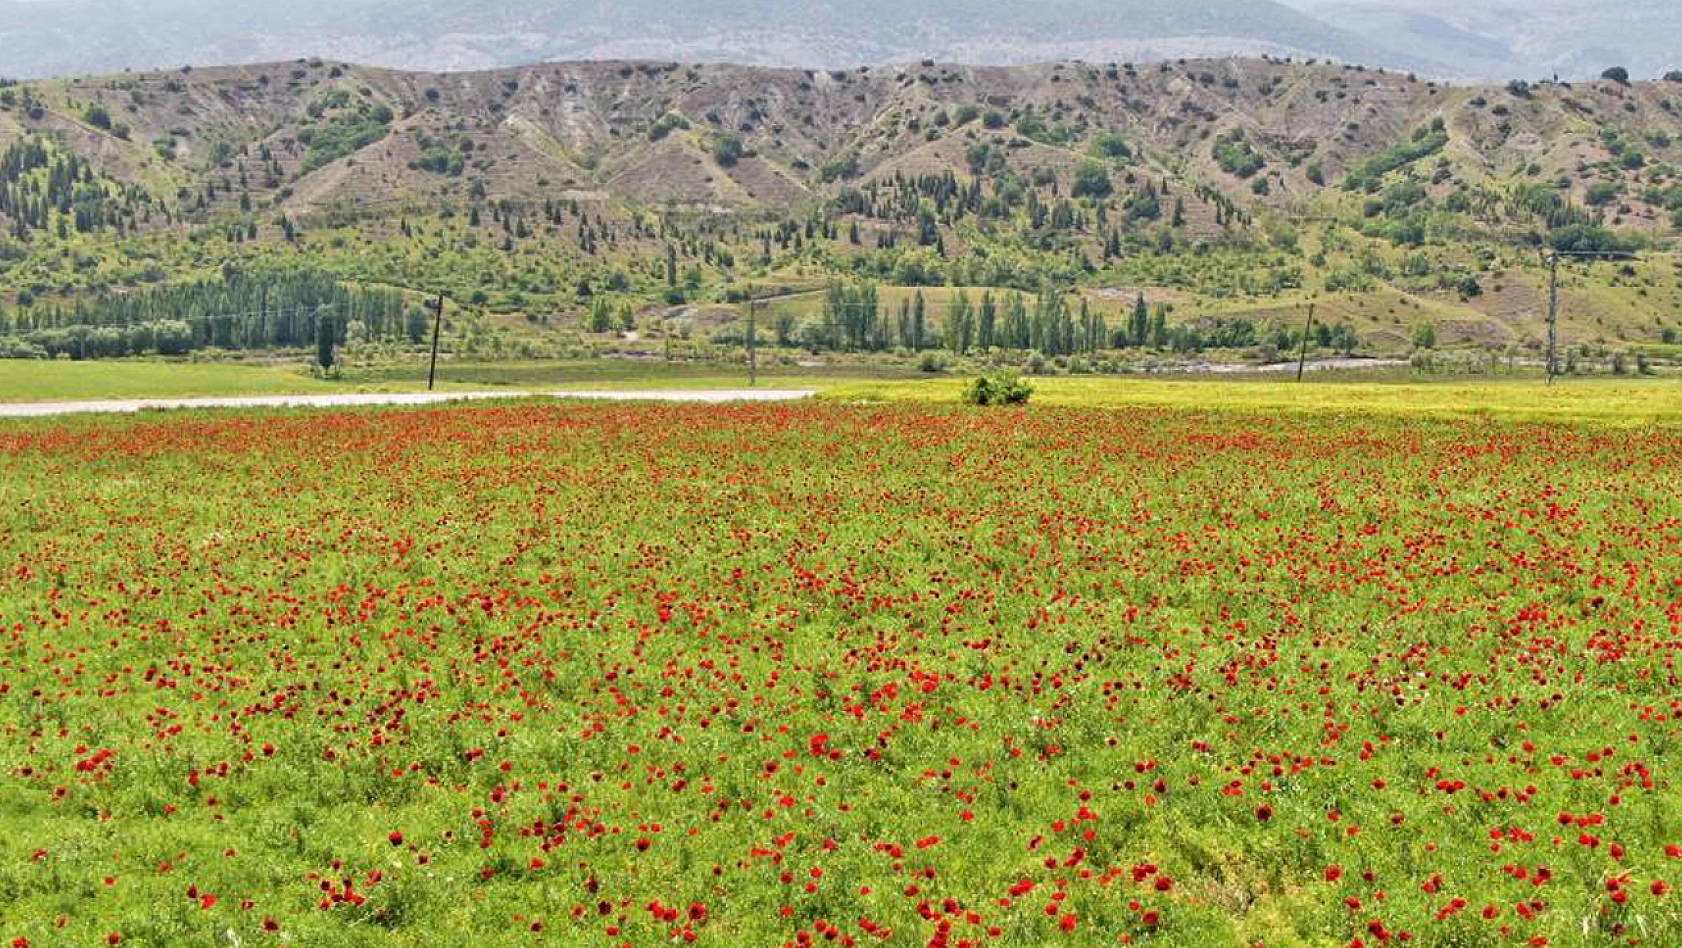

{"left": 4, "top": 57, "right": 1681, "bottom": 228}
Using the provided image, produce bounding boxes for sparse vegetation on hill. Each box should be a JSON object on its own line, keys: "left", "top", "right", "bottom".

{"left": 0, "top": 56, "right": 1677, "bottom": 373}
{"left": 1341, "top": 119, "right": 1448, "bottom": 192}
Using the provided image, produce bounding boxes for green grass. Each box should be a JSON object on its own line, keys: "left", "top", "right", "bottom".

{"left": 338, "top": 359, "right": 918, "bottom": 392}
{"left": 2, "top": 400, "right": 1679, "bottom": 946}
{"left": 0, "top": 358, "right": 916, "bottom": 402}
{"left": 822, "top": 373, "right": 1682, "bottom": 424}
{"left": 0, "top": 361, "right": 337, "bottom": 401}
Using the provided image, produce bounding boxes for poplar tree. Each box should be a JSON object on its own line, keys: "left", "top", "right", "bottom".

{"left": 1129, "top": 293, "right": 1150, "bottom": 349}
{"left": 948, "top": 290, "right": 974, "bottom": 355}
{"left": 977, "top": 291, "right": 997, "bottom": 350}
{"left": 315, "top": 312, "right": 336, "bottom": 370}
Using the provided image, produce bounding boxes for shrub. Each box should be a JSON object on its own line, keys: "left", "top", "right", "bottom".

{"left": 1549, "top": 223, "right": 1636, "bottom": 256}
{"left": 1071, "top": 163, "right": 1113, "bottom": 199}
{"left": 819, "top": 151, "right": 859, "bottom": 182}
{"left": 411, "top": 143, "right": 464, "bottom": 176}
{"left": 300, "top": 111, "right": 390, "bottom": 173}
{"left": 963, "top": 373, "right": 1033, "bottom": 406}
{"left": 648, "top": 112, "right": 690, "bottom": 141}
{"left": 1213, "top": 131, "right": 1265, "bottom": 179}
{"left": 711, "top": 134, "right": 743, "bottom": 167}
{"left": 1089, "top": 131, "right": 1131, "bottom": 162}
{"left": 1585, "top": 181, "right": 1621, "bottom": 206}
{"left": 0, "top": 338, "right": 47, "bottom": 359}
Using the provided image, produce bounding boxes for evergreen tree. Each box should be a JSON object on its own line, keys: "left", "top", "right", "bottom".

{"left": 1033, "top": 289, "right": 1074, "bottom": 355}
{"left": 948, "top": 289, "right": 974, "bottom": 355}
{"left": 588, "top": 297, "right": 613, "bottom": 333}
{"left": 1003, "top": 293, "right": 1030, "bottom": 349}
{"left": 315, "top": 312, "right": 336, "bottom": 370}
{"left": 1150, "top": 304, "right": 1169, "bottom": 348}
{"left": 1129, "top": 293, "right": 1150, "bottom": 349}
{"left": 862, "top": 283, "right": 885, "bottom": 351}
{"left": 911, "top": 291, "right": 926, "bottom": 352}
{"left": 1079, "top": 298, "right": 1104, "bottom": 353}
{"left": 821, "top": 280, "right": 846, "bottom": 350}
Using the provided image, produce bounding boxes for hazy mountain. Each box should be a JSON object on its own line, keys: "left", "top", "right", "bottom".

{"left": 1, "top": 0, "right": 1421, "bottom": 80}
{"left": 1280, "top": 0, "right": 1682, "bottom": 81}
{"left": 2, "top": 0, "right": 1676, "bottom": 84}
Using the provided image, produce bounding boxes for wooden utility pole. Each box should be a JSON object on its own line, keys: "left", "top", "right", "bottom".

{"left": 427, "top": 294, "right": 444, "bottom": 391}
{"left": 1295, "top": 302, "right": 1316, "bottom": 382}
{"left": 747, "top": 286, "right": 758, "bottom": 386}
{"left": 1544, "top": 252, "right": 1560, "bottom": 385}
{"left": 1537, "top": 247, "right": 1656, "bottom": 383}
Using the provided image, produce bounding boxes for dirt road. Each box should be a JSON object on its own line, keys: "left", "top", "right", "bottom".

{"left": 0, "top": 389, "right": 818, "bottom": 418}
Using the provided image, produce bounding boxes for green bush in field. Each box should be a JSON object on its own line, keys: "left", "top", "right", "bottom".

{"left": 963, "top": 372, "right": 1033, "bottom": 405}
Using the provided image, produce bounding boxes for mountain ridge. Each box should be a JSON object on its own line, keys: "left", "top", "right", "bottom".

{"left": 0, "top": 0, "right": 1534, "bottom": 82}
{"left": 5, "top": 55, "right": 1681, "bottom": 234}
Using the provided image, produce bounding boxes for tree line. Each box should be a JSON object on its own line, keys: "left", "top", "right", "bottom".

{"left": 0, "top": 267, "right": 423, "bottom": 359}
{"left": 797, "top": 281, "right": 1356, "bottom": 357}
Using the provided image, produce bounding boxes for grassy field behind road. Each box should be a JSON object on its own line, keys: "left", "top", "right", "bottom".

{"left": 0, "top": 359, "right": 912, "bottom": 402}
{"left": 822, "top": 374, "right": 1682, "bottom": 424}
{"left": 0, "top": 361, "right": 339, "bottom": 401}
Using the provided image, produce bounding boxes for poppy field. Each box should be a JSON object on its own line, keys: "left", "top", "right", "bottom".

{"left": 2, "top": 400, "right": 1681, "bottom": 948}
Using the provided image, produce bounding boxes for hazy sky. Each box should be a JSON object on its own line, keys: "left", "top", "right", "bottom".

{"left": 2, "top": 0, "right": 1542, "bottom": 7}
{"left": 2, "top": 0, "right": 1672, "bottom": 82}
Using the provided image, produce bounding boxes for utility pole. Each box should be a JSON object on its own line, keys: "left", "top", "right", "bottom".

{"left": 1536, "top": 247, "right": 1657, "bottom": 384}
{"left": 426, "top": 293, "right": 444, "bottom": 391}
{"left": 746, "top": 285, "right": 758, "bottom": 386}
{"left": 1544, "top": 252, "right": 1560, "bottom": 386}
{"left": 1295, "top": 301, "right": 1316, "bottom": 382}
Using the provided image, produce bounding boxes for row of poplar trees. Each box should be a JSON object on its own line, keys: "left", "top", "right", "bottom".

{"left": 0, "top": 268, "right": 425, "bottom": 359}
{"left": 818, "top": 279, "right": 1170, "bottom": 356}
